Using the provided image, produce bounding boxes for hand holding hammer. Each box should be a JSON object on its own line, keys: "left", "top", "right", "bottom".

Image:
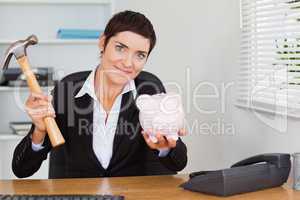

{"left": 1, "top": 35, "right": 65, "bottom": 147}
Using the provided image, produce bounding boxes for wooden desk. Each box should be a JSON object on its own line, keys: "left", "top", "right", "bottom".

{"left": 0, "top": 175, "right": 299, "bottom": 200}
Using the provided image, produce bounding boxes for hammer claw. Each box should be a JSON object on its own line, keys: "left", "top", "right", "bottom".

{"left": 1, "top": 34, "right": 38, "bottom": 70}
{"left": 1, "top": 52, "right": 13, "bottom": 70}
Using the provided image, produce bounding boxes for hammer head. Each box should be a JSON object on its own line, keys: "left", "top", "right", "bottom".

{"left": 1, "top": 35, "right": 38, "bottom": 70}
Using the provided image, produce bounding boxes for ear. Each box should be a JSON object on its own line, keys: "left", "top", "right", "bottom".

{"left": 98, "top": 34, "right": 106, "bottom": 51}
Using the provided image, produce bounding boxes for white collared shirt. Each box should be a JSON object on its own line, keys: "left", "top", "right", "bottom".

{"left": 75, "top": 67, "right": 136, "bottom": 169}
{"left": 32, "top": 67, "right": 170, "bottom": 169}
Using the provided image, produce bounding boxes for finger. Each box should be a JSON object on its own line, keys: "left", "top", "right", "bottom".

{"left": 31, "top": 111, "right": 56, "bottom": 119}
{"left": 26, "top": 96, "right": 46, "bottom": 106}
{"left": 26, "top": 98, "right": 53, "bottom": 110}
{"left": 142, "top": 132, "right": 157, "bottom": 149}
{"left": 32, "top": 99, "right": 50, "bottom": 107}
{"left": 156, "top": 132, "right": 167, "bottom": 145}
{"left": 30, "top": 92, "right": 47, "bottom": 100}
{"left": 30, "top": 108, "right": 56, "bottom": 118}
{"left": 26, "top": 104, "right": 54, "bottom": 112}
{"left": 38, "top": 95, "right": 53, "bottom": 104}
{"left": 166, "top": 138, "right": 177, "bottom": 148}
{"left": 26, "top": 106, "right": 55, "bottom": 116}
{"left": 26, "top": 95, "right": 41, "bottom": 106}
{"left": 143, "top": 129, "right": 158, "bottom": 143}
{"left": 156, "top": 132, "right": 163, "bottom": 140}
{"left": 46, "top": 111, "right": 56, "bottom": 118}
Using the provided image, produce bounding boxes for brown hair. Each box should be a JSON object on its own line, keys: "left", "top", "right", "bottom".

{"left": 103, "top": 10, "right": 156, "bottom": 55}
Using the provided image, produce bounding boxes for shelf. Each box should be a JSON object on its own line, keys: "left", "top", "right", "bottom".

{"left": 0, "top": 39, "right": 99, "bottom": 45}
{"left": 0, "top": 0, "right": 111, "bottom": 5}
{"left": 0, "top": 134, "right": 23, "bottom": 141}
{"left": 0, "top": 86, "right": 54, "bottom": 92}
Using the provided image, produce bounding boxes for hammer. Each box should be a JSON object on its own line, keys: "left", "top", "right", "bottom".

{"left": 1, "top": 35, "right": 65, "bottom": 147}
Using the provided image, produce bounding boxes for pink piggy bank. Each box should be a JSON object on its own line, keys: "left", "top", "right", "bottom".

{"left": 136, "top": 93, "right": 185, "bottom": 143}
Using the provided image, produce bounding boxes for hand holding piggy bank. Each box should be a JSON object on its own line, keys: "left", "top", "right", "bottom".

{"left": 136, "top": 93, "right": 185, "bottom": 143}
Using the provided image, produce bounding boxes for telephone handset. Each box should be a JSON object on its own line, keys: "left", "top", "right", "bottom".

{"left": 182, "top": 153, "right": 291, "bottom": 196}
{"left": 231, "top": 153, "right": 290, "bottom": 168}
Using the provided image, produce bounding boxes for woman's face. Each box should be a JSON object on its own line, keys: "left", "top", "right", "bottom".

{"left": 99, "top": 31, "right": 150, "bottom": 87}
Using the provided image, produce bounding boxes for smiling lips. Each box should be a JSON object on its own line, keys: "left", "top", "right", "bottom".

{"left": 113, "top": 65, "right": 133, "bottom": 75}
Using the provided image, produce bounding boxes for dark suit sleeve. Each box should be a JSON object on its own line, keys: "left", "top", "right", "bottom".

{"left": 12, "top": 85, "right": 63, "bottom": 178}
{"left": 11, "top": 125, "right": 52, "bottom": 178}
{"left": 158, "top": 138, "right": 188, "bottom": 171}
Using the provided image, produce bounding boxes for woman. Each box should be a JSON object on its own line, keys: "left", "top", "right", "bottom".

{"left": 12, "top": 10, "right": 187, "bottom": 178}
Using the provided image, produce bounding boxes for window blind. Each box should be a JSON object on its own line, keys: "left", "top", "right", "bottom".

{"left": 237, "top": 0, "right": 300, "bottom": 116}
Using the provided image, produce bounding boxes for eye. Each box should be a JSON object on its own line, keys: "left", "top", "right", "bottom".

{"left": 115, "top": 45, "right": 124, "bottom": 52}
{"left": 137, "top": 53, "right": 147, "bottom": 60}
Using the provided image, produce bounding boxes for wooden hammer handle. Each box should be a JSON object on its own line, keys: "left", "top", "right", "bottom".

{"left": 17, "top": 56, "right": 65, "bottom": 147}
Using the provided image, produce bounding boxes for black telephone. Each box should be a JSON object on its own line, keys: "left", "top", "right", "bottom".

{"left": 181, "top": 153, "right": 291, "bottom": 196}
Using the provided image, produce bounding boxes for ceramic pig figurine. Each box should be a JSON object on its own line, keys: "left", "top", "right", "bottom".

{"left": 136, "top": 93, "right": 185, "bottom": 143}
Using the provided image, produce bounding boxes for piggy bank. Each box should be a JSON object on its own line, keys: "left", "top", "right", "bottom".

{"left": 136, "top": 93, "right": 185, "bottom": 143}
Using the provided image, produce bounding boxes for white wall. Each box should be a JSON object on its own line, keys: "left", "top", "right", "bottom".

{"left": 115, "top": 0, "right": 241, "bottom": 172}
{"left": 223, "top": 65, "right": 300, "bottom": 167}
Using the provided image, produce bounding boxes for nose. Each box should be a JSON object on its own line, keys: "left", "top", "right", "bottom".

{"left": 123, "top": 54, "right": 133, "bottom": 68}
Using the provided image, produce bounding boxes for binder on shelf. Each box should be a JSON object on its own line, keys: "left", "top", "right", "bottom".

{"left": 0, "top": 67, "right": 56, "bottom": 87}
{"left": 9, "top": 121, "right": 32, "bottom": 136}
{"left": 57, "top": 29, "right": 103, "bottom": 39}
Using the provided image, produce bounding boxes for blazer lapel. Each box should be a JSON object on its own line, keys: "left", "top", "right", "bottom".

{"left": 73, "top": 92, "right": 105, "bottom": 171}
{"left": 108, "top": 91, "right": 139, "bottom": 168}
{"left": 73, "top": 82, "right": 139, "bottom": 171}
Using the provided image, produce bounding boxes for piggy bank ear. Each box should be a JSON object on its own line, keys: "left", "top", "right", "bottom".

{"left": 136, "top": 94, "right": 151, "bottom": 110}
{"left": 160, "top": 93, "right": 182, "bottom": 113}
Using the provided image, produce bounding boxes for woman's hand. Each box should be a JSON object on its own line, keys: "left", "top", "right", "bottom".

{"left": 142, "top": 129, "right": 187, "bottom": 150}
{"left": 25, "top": 92, "right": 55, "bottom": 144}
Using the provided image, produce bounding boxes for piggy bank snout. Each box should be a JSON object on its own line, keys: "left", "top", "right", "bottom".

{"left": 137, "top": 93, "right": 185, "bottom": 142}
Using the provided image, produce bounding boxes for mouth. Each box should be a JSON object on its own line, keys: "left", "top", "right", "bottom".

{"left": 113, "top": 65, "right": 133, "bottom": 75}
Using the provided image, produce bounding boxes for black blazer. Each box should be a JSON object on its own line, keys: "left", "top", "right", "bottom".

{"left": 12, "top": 71, "right": 187, "bottom": 178}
